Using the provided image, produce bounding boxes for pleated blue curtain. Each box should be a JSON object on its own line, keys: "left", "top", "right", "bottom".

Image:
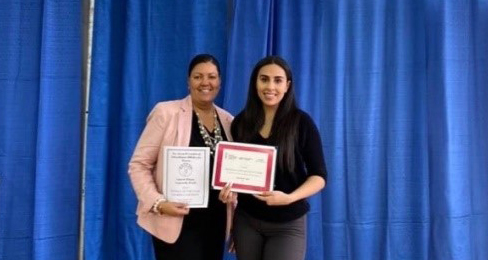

{"left": 0, "top": 0, "right": 465, "bottom": 259}
{"left": 0, "top": 1, "right": 82, "bottom": 259}
{"left": 425, "top": 1, "right": 488, "bottom": 258}
{"left": 84, "top": 1, "right": 229, "bottom": 259}
{"left": 223, "top": 0, "right": 488, "bottom": 259}
{"left": 1, "top": 0, "right": 485, "bottom": 259}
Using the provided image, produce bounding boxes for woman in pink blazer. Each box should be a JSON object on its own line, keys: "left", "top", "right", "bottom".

{"left": 128, "top": 54, "right": 234, "bottom": 260}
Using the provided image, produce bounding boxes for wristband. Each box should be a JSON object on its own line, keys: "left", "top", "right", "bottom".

{"left": 151, "top": 196, "right": 167, "bottom": 214}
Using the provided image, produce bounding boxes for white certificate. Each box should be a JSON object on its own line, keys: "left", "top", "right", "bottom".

{"left": 212, "top": 141, "right": 276, "bottom": 194}
{"left": 162, "top": 146, "right": 210, "bottom": 208}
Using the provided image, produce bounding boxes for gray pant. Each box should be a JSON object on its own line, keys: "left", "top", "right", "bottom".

{"left": 232, "top": 209, "right": 307, "bottom": 260}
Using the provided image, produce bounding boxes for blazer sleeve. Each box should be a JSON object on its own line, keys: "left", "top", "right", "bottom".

{"left": 128, "top": 103, "right": 167, "bottom": 214}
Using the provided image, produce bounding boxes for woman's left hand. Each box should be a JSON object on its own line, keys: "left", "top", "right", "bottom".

{"left": 253, "top": 191, "right": 295, "bottom": 206}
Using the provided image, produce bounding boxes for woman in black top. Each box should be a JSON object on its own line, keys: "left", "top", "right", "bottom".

{"left": 220, "top": 56, "right": 327, "bottom": 260}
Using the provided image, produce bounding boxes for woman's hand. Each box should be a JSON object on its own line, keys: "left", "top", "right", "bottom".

{"left": 157, "top": 201, "right": 190, "bottom": 216}
{"left": 254, "top": 176, "right": 326, "bottom": 206}
{"left": 253, "top": 191, "right": 295, "bottom": 206}
{"left": 219, "top": 182, "right": 238, "bottom": 204}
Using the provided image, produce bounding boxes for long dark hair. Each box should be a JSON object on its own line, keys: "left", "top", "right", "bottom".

{"left": 233, "top": 56, "right": 299, "bottom": 172}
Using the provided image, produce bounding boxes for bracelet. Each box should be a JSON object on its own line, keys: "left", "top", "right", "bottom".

{"left": 151, "top": 196, "right": 167, "bottom": 214}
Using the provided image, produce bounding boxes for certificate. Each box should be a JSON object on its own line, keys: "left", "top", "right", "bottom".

{"left": 162, "top": 146, "right": 210, "bottom": 208}
{"left": 212, "top": 141, "right": 276, "bottom": 194}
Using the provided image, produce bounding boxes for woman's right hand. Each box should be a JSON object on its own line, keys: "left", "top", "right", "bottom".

{"left": 156, "top": 201, "right": 190, "bottom": 216}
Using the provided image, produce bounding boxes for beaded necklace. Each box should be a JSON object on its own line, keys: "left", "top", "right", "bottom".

{"left": 195, "top": 109, "right": 222, "bottom": 155}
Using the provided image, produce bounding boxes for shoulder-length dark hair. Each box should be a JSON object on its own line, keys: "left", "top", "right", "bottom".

{"left": 233, "top": 56, "right": 299, "bottom": 172}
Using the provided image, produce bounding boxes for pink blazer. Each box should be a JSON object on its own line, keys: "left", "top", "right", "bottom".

{"left": 128, "top": 95, "right": 234, "bottom": 243}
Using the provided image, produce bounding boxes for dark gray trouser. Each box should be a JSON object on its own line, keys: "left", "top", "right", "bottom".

{"left": 232, "top": 209, "right": 307, "bottom": 260}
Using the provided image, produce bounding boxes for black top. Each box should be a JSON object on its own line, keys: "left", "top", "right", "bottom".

{"left": 232, "top": 109, "right": 327, "bottom": 222}
{"left": 184, "top": 111, "right": 228, "bottom": 227}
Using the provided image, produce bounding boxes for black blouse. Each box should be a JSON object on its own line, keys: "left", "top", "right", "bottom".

{"left": 232, "top": 109, "right": 327, "bottom": 222}
{"left": 183, "top": 111, "right": 228, "bottom": 227}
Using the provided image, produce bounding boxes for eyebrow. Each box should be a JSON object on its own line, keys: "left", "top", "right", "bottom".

{"left": 192, "top": 72, "right": 218, "bottom": 76}
{"left": 259, "top": 74, "right": 284, "bottom": 79}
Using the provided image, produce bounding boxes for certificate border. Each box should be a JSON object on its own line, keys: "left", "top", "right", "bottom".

{"left": 212, "top": 141, "right": 276, "bottom": 194}
{"left": 163, "top": 146, "right": 209, "bottom": 208}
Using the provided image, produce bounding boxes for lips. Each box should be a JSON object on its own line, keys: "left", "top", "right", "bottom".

{"left": 263, "top": 92, "right": 277, "bottom": 99}
{"left": 198, "top": 88, "right": 213, "bottom": 93}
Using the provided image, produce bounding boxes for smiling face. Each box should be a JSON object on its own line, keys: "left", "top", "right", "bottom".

{"left": 188, "top": 62, "right": 221, "bottom": 106}
{"left": 256, "top": 64, "right": 290, "bottom": 111}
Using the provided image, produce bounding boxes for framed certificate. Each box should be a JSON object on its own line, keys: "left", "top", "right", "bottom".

{"left": 212, "top": 141, "right": 277, "bottom": 194}
{"left": 162, "top": 146, "right": 210, "bottom": 208}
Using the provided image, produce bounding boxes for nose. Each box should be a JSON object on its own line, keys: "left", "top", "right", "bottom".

{"left": 265, "top": 81, "right": 275, "bottom": 90}
{"left": 201, "top": 76, "right": 209, "bottom": 85}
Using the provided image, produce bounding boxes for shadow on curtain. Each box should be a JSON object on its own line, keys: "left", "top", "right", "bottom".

{"left": 0, "top": 1, "right": 82, "bottom": 259}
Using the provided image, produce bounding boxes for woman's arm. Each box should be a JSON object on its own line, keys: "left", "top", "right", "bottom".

{"left": 128, "top": 103, "right": 168, "bottom": 213}
{"left": 253, "top": 175, "right": 325, "bottom": 206}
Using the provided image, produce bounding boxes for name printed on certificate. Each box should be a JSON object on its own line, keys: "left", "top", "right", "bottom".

{"left": 212, "top": 141, "right": 276, "bottom": 194}
{"left": 162, "top": 146, "right": 210, "bottom": 208}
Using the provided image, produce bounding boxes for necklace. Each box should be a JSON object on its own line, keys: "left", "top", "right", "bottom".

{"left": 195, "top": 109, "right": 223, "bottom": 155}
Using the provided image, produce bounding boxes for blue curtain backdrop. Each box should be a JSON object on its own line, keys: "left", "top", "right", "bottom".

{"left": 84, "top": 0, "right": 230, "bottom": 259}
{"left": 224, "top": 1, "right": 488, "bottom": 259}
{"left": 84, "top": 0, "right": 488, "bottom": 259}
{"left": 0, "top": 0, "right": 471, "bottom": 259}
{"left": 0, "top": 0, "right": 82, "bottom": 260}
